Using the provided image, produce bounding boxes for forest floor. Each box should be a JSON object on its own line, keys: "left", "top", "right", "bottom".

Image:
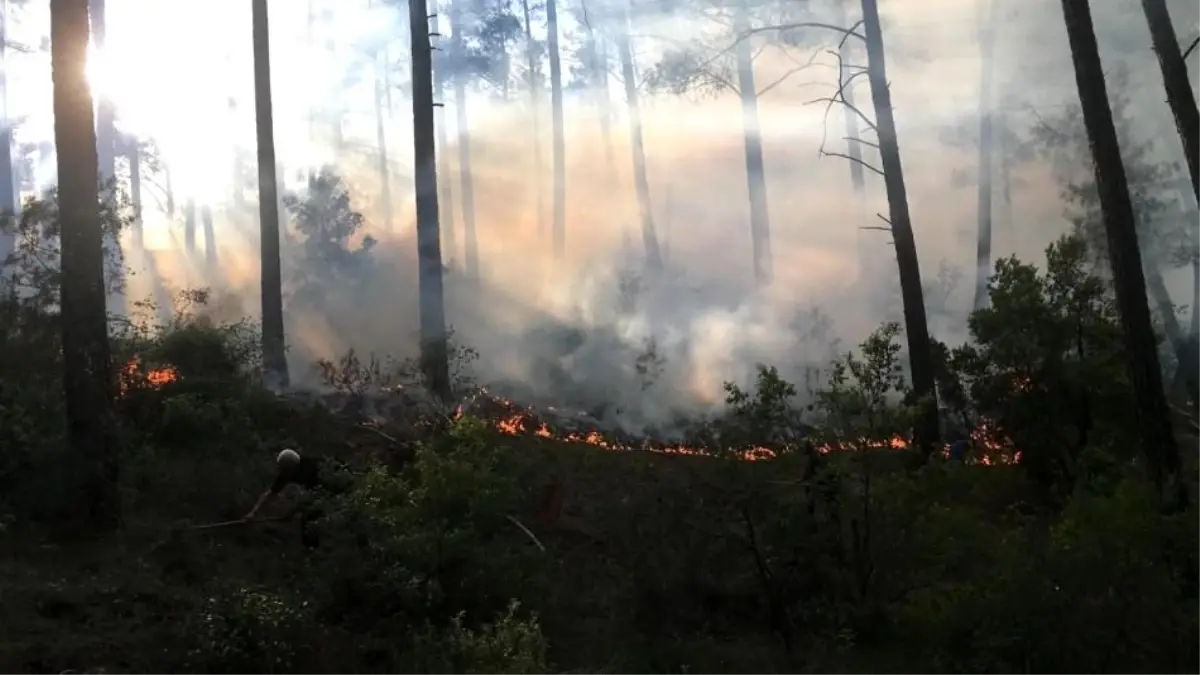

{"left": 0, "top": 408, "right": 806, "bottom": 667}
{"left": 0, "top": 385, "right": 1190, "bottom": 673}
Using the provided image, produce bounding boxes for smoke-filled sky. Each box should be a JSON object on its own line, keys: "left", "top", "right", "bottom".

{"left": 4, "top": 0, "right": 1198, "bottom": 432}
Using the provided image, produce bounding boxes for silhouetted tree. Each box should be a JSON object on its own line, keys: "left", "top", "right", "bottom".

{"left": 251, "top": 0, "right": 288, "bottom": 389}
{"left": 51, "top": 0, "right": 118, "bottom": 528}
{"left": 410, "top": 0, "right": 451, "bottom": 399}
{"left": 1059, "top": 0, "right": 1183, "bottom": 507}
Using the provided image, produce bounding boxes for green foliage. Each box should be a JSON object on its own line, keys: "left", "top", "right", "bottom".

{"left": 0, "top": 184, "right": 132, "bottom": 310}
{"left": 192, "top": 587, "right": 317, "bottom": 673}
{"left": 287, "top": 416, "right": 548, "bottom": 671}
{"left": 948, "top": 235, "right": 1134, "bottom": 494}
{"left": 410, "top": 600, "right": 550, "bottom": 674}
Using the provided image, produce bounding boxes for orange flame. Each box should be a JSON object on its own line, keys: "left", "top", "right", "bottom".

{"left": 119, "top": 357, "right": 179, "bottom": 396}
{"left": 458, "top": 389, "right": 1022, "bottom": 466}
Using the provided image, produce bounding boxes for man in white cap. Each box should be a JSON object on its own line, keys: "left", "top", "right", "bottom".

{"left": 244, "top": 448, "right": 339, "bottom": 547}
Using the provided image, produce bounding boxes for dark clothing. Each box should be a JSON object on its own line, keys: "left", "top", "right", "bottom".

{"left": 269, "top": 455, "right": 347, "bottom": 548}
{"left": 270, "top": 455, "right": 325, "bottom": 495}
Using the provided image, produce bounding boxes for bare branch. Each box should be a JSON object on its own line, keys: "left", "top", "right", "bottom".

{"left": 875, "top": 213, "right": 892, "bottom": 226}
{"left": 861, "top": 225, "right": 891, "bottom": 232}
{"left": 755, "top": 49, "right": 822, "bottom": 97}
{"left": 737, "top": 22, "right": 866, "bottom": 47}
{"left": 844, "top": 136, "right": 879, "bottom": 149}
{"left": 821, "top": 150, "right": 884, "bottom": 176}
{"left": 1184, "top": 36, "right": 1199, "bottom": 61}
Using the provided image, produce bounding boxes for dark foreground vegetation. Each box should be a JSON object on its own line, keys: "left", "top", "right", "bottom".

{"left": 1, "top": 216, "right": 1197, "bottom": 673}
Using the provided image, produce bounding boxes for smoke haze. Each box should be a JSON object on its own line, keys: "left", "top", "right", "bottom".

{"left": 7, "top": 0, "right": 1198, "bottom": 434}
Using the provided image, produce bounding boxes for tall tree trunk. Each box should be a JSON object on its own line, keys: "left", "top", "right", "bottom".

{"left": 374, "top": 49, "right": 393, "bottom": 232}
{"left": 972, "top": 0, "right": 997, "bottom": 311}
{"left": 616, "top": 10, "right": 662, "bottom": 270}
{"left": 546, "top": 0, "right": 566, "bottom": 257}
{"left": 409, "top": 0, "right": 451, "bottom": 399}
{"left": 520, "top": 0, "right": 543, "bottom": 239}
{"left": 252, "top": 0, "right": 289, "bottom": 389}
{"left": 128, "top": 143, "right": 142, "bottom": 249}
{"left": 449, "top": 3, "right": 479, "bottom": 279}
{"left": 0, "top": 0, "right": 15, "bottom": 258}
{"left": 861, "top": 0, "right": 940, "bottom": 453}
{"left": 51, "top": 0, "right": 118, "bottom": 529}
{"left": 164, "top": 164, "right": 175, "bottom": 217}
{"left": 430, "top": 0, "right": 457, "bottom": 265}
{"left": 997, "top": 109, "right": 1013, "bottom": 232}
{"left": 201, "top": 204, "right": 216, "bottom": 267}
{"left": 1059, "top": 0, "right": 1182, "bottom": 505}
{"left": 183, "top": 198, "right": 196, "bottom": 254}
{"left": 732, "top": 0, "right": 772, "bottom": 286}
{"left": 1140, "top": 0, "right": 1199, "bottom": 201}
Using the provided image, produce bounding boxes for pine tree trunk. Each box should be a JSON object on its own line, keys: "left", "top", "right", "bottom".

{"left": 733, "top": 0, "right": 772, "bottom": 286}
{"left": 617, "top": 8, "right": 662, "bottom": 271}
{"left": 546, "top": 0, "right": 566, "bottom": 257}
{"left": 860, "top": 0, "right": 941, "bottom": 454}
{"left": 409, "top": 0, "right": 451, "bottom": 399}
{"left": 128, "top": 141, "right": 142, "bottom": 249}
{"left": 201, "top": 204, "right": 216, "bottom": 267}
{"left": 184, "top": 199, "right": 196, "bottom": 254}
{"left": 973, "top": 0, "right": 997, "bottom": 310}
{"left": 1140, "top": 0, "right": 1199, "bottom": 201}
{"left": 430, "top": 0, "right": 457, "bottom": 265}
{"left": 51, "top": 0, "right": 119, "bottom": 529}
{"left": 252, "top": 0, "right": 289, "bottom": 389}
{"left": 1059, "top": 0, "right": 1183, "bottom": 506}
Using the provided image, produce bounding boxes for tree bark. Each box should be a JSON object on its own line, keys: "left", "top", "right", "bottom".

{"left": 252, "top": 0, "right": 289, "bottom": 389}
{"left": 430, "top": 0, "right": 457, "bottom": 266}
{"left": 128, "top": 141, "right": 142, "bottom": 250}
{"left": 973, "top": 0, "right": 997, "bottom": 311}
{"left": 617, "top": 7, "right": 662, "bottom": 271}
{"left": 51, "top": 0, "right": 119, "bottom": 529}
{"left": 546, "top": 0, "right": 566, "bottom": 257}
{"left": 860, "top": 0, "right": 940, "bottom": 454}
{"left": 1140, "top": 0, "right": 1199, "bottom": 201}
{"left": 409, "top": 0, "right": 451, "bottom": 399}
{"left": 733, "top": 0, "right": 772, "bottom": 286}
{"left": 1059, "top": 0, "right": 1183, "bottom": 505}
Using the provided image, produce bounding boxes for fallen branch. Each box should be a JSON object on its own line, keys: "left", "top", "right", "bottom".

{"left": 181, "top": 514, "right": 293, "bottom": 532}
{"left": 505, "top": 514, "right": 547, "bottom": 552}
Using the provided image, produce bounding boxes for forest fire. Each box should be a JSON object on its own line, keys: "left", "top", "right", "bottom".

{"left": 118, "top": 357, "right": 179, "bottom": 396}
{"left": 461, "top": 389, "right": 1021, "bottom": 466}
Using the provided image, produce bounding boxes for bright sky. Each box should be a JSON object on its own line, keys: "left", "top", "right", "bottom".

{"left": 8, "top": 0, "right": 395, "bottom": 204}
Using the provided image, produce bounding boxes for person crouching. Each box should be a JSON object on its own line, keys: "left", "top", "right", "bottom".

{"left": 244, "top": 448, "right": 343, "bottom": 548}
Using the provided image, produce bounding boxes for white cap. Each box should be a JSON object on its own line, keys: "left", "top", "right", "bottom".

{"left": 276, "top": 448, "right": 301, "bottom": 467}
